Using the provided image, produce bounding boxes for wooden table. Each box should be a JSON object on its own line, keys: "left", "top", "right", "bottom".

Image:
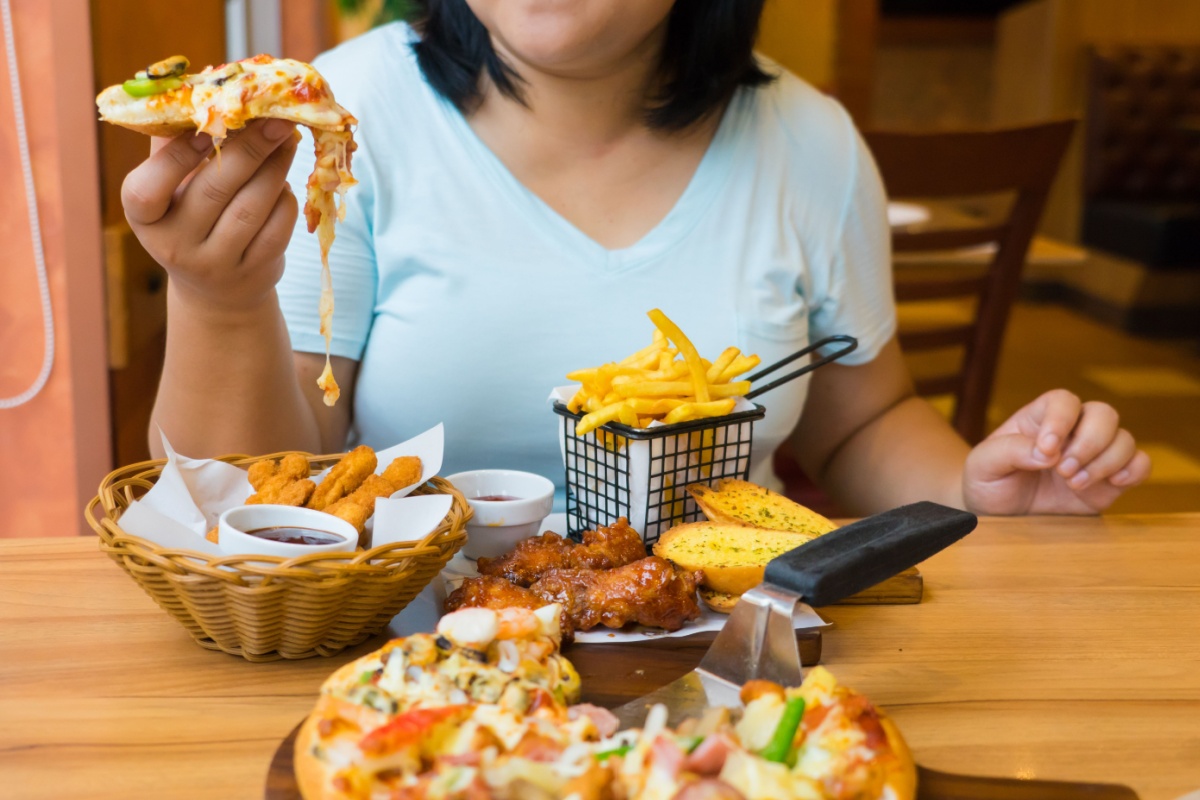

{"left": 2, "top": 515, "right": 1199, "bottom": 800}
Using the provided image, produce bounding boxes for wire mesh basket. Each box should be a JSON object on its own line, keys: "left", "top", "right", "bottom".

{"left": 554, "top": 402, "right": 765, "bottom": 545}
{"left": 553, "top": 334, "right": 859, "bottom": 545}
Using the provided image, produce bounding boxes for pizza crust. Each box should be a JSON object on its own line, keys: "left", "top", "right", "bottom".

{"left": 881, "top": 715, "right": 919, "bottom": 800}
{"left": 293, "top": 713, "right": 336, "bottom": 800}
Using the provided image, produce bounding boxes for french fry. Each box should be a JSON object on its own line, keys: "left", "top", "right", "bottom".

{"left": 566, "top": 312, "right": 759, "bottom": 436}
{"left": 717, "top": 354, "right": 761, "bottom": 383}
{"left": 706, "top": 347, "right": 740, "bottom": 382}
{"left": 576, "top": 401, "right": 628, "bottom": 436}
{"left": 615, "top": 380, "right": 750, "bottom": 399}
{"left": 648, "top": 309, "right": 711, "bottom": 403}
{"left": 662, "top": 399, "right": 737, "bottom": 425}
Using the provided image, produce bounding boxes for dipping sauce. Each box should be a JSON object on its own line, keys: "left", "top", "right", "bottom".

{"left": 475, "top": 494, "right": 520, "bottom": 502}
{"left": 247, "top": 526, "right": 345, "bottom": 546}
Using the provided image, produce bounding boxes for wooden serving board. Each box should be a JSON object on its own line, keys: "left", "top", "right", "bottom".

{"left": 269, "top": 700, "right": 1136, "bottom": 799}
{"left": 836, "top": 566, "right": 923, "bottom": 605}
{"left": 268, "top": 727, "right": 1137, "bottom": 800}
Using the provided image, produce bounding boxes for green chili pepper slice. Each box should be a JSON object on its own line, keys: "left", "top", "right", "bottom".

{"left": 122, "top": 77, "right": 183, "bottom": 98}
{"left": 594, "top": 744, "right": 633, "bottom": 762}
{"left": 759, "top": 697, "right": 805, "bottom": 763}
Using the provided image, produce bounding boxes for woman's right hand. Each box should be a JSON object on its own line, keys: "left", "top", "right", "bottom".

{"left": 121, "top": 118, "right": 300, "bottom": 314}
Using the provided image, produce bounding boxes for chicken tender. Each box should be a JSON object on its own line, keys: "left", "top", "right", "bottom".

{"left": 381, "top": 455, "right": 422, "bottom": 492}
{"left": 246, "top": 453, "right": 315, "bottom": 506}
{"left": 308, "top": 445, "right": 377, "bottom": 511}
{"left": 326, "top": 474, "right": 399, "bottom": 536}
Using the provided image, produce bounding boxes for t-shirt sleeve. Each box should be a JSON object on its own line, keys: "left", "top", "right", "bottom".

{"left": 805, "top": 122, "right": 897, "bottom": 366}
{"left": 277, "top": 125, "right": 377, "bottom": 361}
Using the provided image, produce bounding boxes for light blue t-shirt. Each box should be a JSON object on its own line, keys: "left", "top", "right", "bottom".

{"left": 279, "top": 23, "right": 896, "bottom": 495}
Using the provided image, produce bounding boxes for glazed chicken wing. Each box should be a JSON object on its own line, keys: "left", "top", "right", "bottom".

{"left": 530, "top": 557, "right": 703, "bottom": 632}
{"left": 476, "top": 518, "right": 647, "bottom": 587}
{"left": 444, "top": 576, "right": 575, "bottom": 642}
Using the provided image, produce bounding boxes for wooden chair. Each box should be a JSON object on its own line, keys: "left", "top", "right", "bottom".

{"left": 864, "top": 121, "right": 1075, "bottom": 444}
{"left": 773, "top": 121, "right": 1075, "bottom": 513}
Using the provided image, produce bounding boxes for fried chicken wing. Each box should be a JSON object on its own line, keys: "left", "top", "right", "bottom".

{"left": 530, "top": 557, "right": 703, "bottom": 632}
{"left": 476, "top": 518, "right": 647, "bottom": 587}
{"left": 444, "top": 576, "right": 575, "bottom": 642}
{"left": 246, "top": 453, "right": 315, "bottom": 506}
{"left": 381, "top": 455, "right": 423, "bottom": 491}
{"left": 476, "top": 532, "right": 575, "bottom": 586}
{"left": 308, "top": 445, "right": 377, "bottom": 511}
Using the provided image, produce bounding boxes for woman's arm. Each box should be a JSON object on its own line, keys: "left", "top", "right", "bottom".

{"left": 788, "top": 337, "right": 1151, "bottom": 515}
{"left": 788, "top": 338, "right": 968, "bottom": 514}
{"left": 148, "top": 289, "right": 357, "bottom": 458}
{"left": 127, "top": 121, "right": 355, "bottom": 458}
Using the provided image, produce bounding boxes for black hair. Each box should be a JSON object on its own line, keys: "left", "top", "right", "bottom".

{"left": 409, "top": 0, "right": 774, "bottom": 131}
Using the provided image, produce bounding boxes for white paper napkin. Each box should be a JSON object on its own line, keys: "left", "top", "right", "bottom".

{"left": 118, "top": 425, "right": 448, "bottom": 557}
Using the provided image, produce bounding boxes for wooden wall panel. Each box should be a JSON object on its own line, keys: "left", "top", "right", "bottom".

{"left": 89, "top": 0, "right": 226, "bottom": 469}
{"left": 0, "top": 0, "right": 109, "bottom": 536}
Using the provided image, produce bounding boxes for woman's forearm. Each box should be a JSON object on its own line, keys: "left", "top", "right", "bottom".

{"left": 149, "top": 285, "right": 322, "bottom": 459}
{"left": 818, "top": 396, "right": 970, "bottom": 515}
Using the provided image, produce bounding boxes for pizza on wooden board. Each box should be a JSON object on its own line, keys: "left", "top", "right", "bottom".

{"left": 294, "top": 605, "right": 916, "bottom": 800}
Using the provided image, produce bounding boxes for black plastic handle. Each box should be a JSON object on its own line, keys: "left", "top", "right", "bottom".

{"left": 762, "top": 501, "right": 977, "bottom": 606}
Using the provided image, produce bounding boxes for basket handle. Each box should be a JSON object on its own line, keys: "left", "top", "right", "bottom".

{"left": 744, "top": 334, "right": 858, "bottom": 400}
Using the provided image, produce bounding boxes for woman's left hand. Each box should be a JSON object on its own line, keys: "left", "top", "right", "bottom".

{"left": 962, "top": 389, "right": 1151, "bottom": 515}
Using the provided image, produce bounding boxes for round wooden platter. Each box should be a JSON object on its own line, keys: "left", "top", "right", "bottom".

{"left": 264, "top": 629, "right": 1138, "bottom": 800}
{"left": 267, "top": 723, "right": 1140, "bottom": 800}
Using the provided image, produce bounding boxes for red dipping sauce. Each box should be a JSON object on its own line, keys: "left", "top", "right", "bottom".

{"left": 247, "top": 526, "right": 346, "bottom": 546}
{"left": 475, "top": 494, "right": 520, "bottom": 502}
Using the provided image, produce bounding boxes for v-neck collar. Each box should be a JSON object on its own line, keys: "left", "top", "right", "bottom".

{"left": 432, "top": 85, "right": 745, "bottom": 274}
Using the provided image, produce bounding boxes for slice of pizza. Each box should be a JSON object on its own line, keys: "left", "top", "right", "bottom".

{"left": 96, "top": 54, "right": 357, "bottom": 407}
{"left": 295, "top": 605, "right": 615, "bottom": 799}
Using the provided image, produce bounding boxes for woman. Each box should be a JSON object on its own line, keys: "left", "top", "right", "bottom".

{"left": 126, "top": 0, "right": 1149, "bottom": 515}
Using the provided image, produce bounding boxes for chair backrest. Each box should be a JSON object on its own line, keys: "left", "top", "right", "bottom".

{"left": 863, "top": 121, "right": 1075, "bottom": 443}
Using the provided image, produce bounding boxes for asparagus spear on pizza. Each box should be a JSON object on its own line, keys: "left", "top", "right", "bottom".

{"left": 96, "top": 54, "right": 357, "bottom": 407}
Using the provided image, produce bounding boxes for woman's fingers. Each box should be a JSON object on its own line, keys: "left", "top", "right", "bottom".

{"left": 1026, "top": 389, "right": 1083, "bottom": 462}
{"left": 172, "top": 119, "right": 297, "bottom": 235}
{"left": 238, "top": 181, "right": 300, "bottom": 273}
{"left": 210, "top": 130, "right": 300, "bottom": 255}
{"left": 122, "top": 131, "right": 214, "bottom": 226}
{"left": 1109, "top": 449, "right": 1152, "bottom": 487}
{"left": 1056, "top": 401, "right": 1120, "bottom": 483}
{"left": 1068, "top": 427, "right": 1135, "bottom": 489}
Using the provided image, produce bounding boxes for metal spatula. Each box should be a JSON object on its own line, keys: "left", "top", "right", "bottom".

{"left": 610, "top": 501, "right": 978, "bottom": 728}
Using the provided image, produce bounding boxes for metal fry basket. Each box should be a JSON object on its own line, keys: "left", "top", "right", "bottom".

{"left": 553, "top": 334, "right": 859, "bottom": 545}
{"left": 554, "top": 402, "right": 766, "bottom": 544}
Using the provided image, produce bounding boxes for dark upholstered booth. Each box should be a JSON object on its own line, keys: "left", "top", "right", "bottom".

{"left": 1082, "top": 47, "right": 1200, "bottom": 270}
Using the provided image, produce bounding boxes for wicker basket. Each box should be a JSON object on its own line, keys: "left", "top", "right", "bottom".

{"left": 86, "top": 452, "right": 470, "bottom": 662}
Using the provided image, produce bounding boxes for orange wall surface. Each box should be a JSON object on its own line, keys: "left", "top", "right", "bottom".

{"left": 0, "top": 0, "right": 110, "bottom": 536}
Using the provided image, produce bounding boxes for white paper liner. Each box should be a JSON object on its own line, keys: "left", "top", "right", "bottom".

{"left": 549, "top": 386, "right": 758, "bottom": 540}
{"left": 117, "top": 425, "right": 447, "bottom": 557}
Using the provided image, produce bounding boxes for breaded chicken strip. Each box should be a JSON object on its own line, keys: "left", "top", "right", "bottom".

{"left": 308, "top": 445, "right": 376, "bottom": 511}
{"left": 246, "top": 453, "right": 315, "bottom": 506}
{"left": 381, "top": 455, "right": 422, "bottom": 491}
{"left": 326, "top": 474, "right": 400, "bottom": 536}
